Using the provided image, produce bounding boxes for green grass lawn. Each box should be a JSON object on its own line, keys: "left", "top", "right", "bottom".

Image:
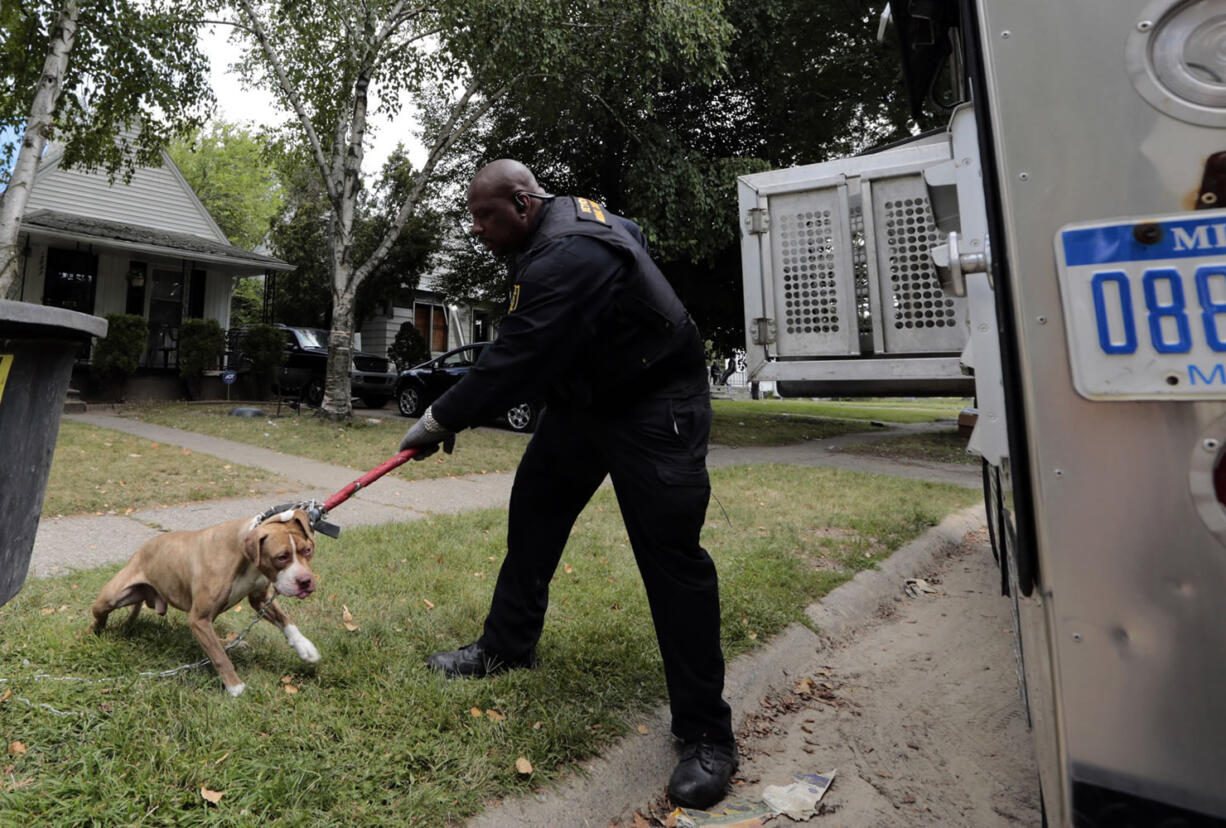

{"left": 718, "top": 396, "right": 969, "bottom": 424}
{"left": 838, "top": 429, "right": 979, "bottom": 465}
{"left": 113, "top": 402, "right": 532, "bottom": 480}
{"left": 0, "top": 465, "right": 978, "bottom": 825}
{"left": 42, "top": 421, "right": 297, "bottom": 517}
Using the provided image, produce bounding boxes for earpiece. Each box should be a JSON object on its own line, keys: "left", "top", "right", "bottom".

{"left": 512, "top": 191, "right": 555, "bottom": 212}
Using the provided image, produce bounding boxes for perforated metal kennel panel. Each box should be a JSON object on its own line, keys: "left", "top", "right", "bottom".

{"left": 866, "top": 175, "right": 966, "bottom": 353}
{"left": 768, "top": 186, "right": 859, "bottom": 357}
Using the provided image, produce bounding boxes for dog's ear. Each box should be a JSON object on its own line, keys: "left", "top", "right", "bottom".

{"left": 242, "top": 527, "right": 266, "bottom": 563}
{"left": 290, "top": 509, "right": 314, "bottom": 540}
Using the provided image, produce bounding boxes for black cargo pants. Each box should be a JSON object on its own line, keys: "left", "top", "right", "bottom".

{"left": 477, "top": 392, "right": 734, "bottom": 743}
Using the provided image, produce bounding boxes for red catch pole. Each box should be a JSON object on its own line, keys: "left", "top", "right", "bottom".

{"left": 321, "top": 448, "right": 418, "bottom": 513}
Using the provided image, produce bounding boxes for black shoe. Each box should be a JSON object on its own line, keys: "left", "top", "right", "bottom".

{"left": 667, "top": 739, "right": 739, "bottom": 809}
{"left": 426, "top": 641, "right": 536, "bottom": 679}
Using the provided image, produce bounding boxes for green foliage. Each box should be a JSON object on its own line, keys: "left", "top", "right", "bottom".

{"left": 166, "top": 120, "right": 286, "bottom": 250}
{"left": 0, "top": 0, "right": 213, "bottom": 184}
{"left": 267, "top": 149, "right": 442, "bottom": 328}
{"left": 89, "top": 314, "right": 146, "bottom": 399}
{"left": 389, "top": 320, "right": 429, "bottom": 370}
{"left": 176, "top": 318, "right": 225, "bottom": 396}
{"left": 237, "top": 322, "right": 287, "bottom": 398}
{"left": 228, "top": 276, "right": 265, "bottom": 327}
{"left": 458, "top": 0, "right": 916, "bottom": 355}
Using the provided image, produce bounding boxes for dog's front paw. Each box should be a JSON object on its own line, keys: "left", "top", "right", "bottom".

{"left": 226, "top": 682, "right": 246, "bottom": 697}
{"left": 284, "top": 624, "right": 321, "bottom": 663}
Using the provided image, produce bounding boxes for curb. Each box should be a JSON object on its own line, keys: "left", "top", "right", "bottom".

{"left": 467, "top": 504, "right": 989, "bottom": 827}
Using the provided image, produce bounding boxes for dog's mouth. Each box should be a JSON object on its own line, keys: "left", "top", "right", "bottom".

{"left": 275, "top": 582, "right": 315, "bottom": 600}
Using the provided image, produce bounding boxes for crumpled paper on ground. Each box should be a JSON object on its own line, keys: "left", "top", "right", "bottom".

{"left": 760, "top": 770, "right": 837, "bottom": 820}
{"left": 670, "top": 800, "right": 773, "bottom": 827}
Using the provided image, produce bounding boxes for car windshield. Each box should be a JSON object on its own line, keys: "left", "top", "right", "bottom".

{"left": 295, "top": 328, "right": 328, "bottom": 349}
{"left": 438, "top": 348, "right": 479, "bottom": 368}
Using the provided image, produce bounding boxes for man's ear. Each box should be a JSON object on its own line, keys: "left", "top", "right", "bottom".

{"left": 243, "top": 528, "right": 266, "bottom": 563}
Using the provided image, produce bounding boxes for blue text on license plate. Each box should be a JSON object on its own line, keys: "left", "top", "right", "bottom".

{"left": 1056, "top": 210, "right": 1226, "bottom": 399}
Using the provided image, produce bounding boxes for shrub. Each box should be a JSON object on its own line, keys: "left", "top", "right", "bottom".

{"left": 90, "top": 314, "right": 147, "bottom": 401}
{"left": 389, "top": 321, "right": 429, "bottom": 370}
{"left": 239, "top": 323, "right": 287, "bottom": 399}
{"left": 178, "top": 318, "right": 226, "bottom": 399}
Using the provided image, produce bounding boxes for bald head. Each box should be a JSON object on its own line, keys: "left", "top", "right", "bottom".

{"left": 466, "top": 159, "right": 546, "bottom": 255}
{"left": 467, "top": 159, "right": 541, "bottom": 201}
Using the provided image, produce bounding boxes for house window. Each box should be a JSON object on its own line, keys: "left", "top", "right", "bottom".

{"left": 43, "top": 247, "right": 98, "bottom": 314}
{"left": 473, "top": 311, "right": 490, "bottom": 343}
{"left": 415, "top": 303, "right": 448, "bottom": 353}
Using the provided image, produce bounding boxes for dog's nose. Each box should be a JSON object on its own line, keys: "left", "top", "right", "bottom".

{"left": 297, "top": 575, "right": 315, "bottom": 594}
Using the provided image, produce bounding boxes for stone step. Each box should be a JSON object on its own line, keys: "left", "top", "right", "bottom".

{"left": 63, "top": 387, "right": 87, "bottom": 414}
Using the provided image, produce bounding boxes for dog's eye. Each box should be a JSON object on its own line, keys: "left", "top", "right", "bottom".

{"left": 275, "top": 553, "right": 290, "bottom": 565}
{"left": 301, "top": 547, "right": 313, "bottom": 559}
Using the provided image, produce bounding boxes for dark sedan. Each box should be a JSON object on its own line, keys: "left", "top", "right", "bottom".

{"left": 395, "top": 342, "right": 541, "bottom": 432}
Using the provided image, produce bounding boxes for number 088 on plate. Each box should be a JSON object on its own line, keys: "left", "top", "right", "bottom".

{"left": 1057, "top": 210, "right": 1226, "bottom": 400}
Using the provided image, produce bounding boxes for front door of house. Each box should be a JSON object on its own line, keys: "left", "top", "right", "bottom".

{"left": 147, "top": 268, "right": 183, "bottom": 368}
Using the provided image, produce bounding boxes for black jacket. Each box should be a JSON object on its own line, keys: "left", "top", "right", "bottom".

{"left": 431, "top": 197, "right": 707, "bottom": 431}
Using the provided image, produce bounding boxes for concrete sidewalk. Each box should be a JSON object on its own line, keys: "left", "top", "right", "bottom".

{"left": 31, "top": 412, "right": 978, "bottom": 578}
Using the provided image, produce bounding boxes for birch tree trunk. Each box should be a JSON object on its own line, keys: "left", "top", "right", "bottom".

{"left": 0, "top": 0, "right": 79, "bottom": 300}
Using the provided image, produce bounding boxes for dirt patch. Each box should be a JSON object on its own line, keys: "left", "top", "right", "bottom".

{"left": 620, "top": 536, "right": 1040, "bottom": 827}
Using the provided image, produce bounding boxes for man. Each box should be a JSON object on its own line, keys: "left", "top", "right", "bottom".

{"left": 398, "top": 159, "right": 737, "bottom": 809}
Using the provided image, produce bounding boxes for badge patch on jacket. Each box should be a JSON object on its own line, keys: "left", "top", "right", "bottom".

{"left": 509, "top": 284, "right": 521, "bottom": 312}
{"left": 576, "top": 197, "right": 609, "bottom": 225}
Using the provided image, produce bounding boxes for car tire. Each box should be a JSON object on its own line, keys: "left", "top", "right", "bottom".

{"left": 397, "top": 384, "right": 425, "bottom": 418}
{"left": 303, "top": 376, "right": 325, "bottom": 407}
{"left": 504, "top": 401, "right": 537, "bottom": 433}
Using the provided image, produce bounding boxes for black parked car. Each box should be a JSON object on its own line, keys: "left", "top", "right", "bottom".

{"left": 395, "top": 342, "right": 540, "bottom": 432}
{"left": 234, "top": 324, "right": 397, "bottom": 408}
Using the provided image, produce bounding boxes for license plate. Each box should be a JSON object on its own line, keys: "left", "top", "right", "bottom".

{"left": 1056, "top": 209, "right": 1226, "bottom": 399}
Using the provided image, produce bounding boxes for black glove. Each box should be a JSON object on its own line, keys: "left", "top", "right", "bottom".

{"left": 399, "top": 406, "right": 456, "bottom": 459}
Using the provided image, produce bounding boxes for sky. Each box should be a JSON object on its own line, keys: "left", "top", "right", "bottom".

{"left": 0, "top": 25, "right": 423, "bottom": 185}
{"left": 202, "top": 24, "right": 425, "bottom": 177}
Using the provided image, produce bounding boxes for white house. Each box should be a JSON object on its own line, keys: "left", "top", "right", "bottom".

{"left": 360, "top": 270, "right": 496, "bottom": 365}
{"left": 12, "top": 144, "right": 292, "bottom": 370}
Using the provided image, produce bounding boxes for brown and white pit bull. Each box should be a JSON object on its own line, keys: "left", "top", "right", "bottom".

{"left": 90, "top": 508, "right": 321, "bottom": 697}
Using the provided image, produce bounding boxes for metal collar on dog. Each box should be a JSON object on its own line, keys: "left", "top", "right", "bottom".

{"left": 254, "top": 499, "right": 340, "bottom": 538}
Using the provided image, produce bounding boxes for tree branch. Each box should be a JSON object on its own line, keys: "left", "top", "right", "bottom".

{"left": 232, "top": 0, "right": 341, "bottom": 206}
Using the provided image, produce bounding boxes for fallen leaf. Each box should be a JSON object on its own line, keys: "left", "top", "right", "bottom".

{"left": 470, "top": 707, "right": 483, "bottom": 718}
{"left": 795, "top": 677, "right": 814, "bottom": 694}
{"left": 485, "top": 709, "right": 506, "bottom": 722}
{"left": 201, "top": 787, "right": 223, "bottom": 804}
{"left": 181, "top": 448, "right": 192, "bottom": 455}
{"left": 233, "top": 605, "right": 243, "bottom": 613}
{"left": 532, "top": 721, "right": 543, "bottom": 730}
{"left": 423, "top": 598, "right": 435, "bottom": 610}
{"left": 281, "top": 675, "right": 293, "bottom": 684}
{"left": 284, "top": 685, "right": 298, "bottom": 694}
{"left": 515, "top": 757, "right": 532, "bottom": 775}
{"left": 0, "top": 690, "right": 10, "bottom": 703}
{"left": 748, "top": 631, "right": 757, "bottom": 640}
{"left": 636, "top": 724, "right": 649, "bottom": 735}
{"left": 342, "top": 605, "right": 359, "bottom": 631}
{"left": 564, "top": 564, "right": 574, "bottom": 574}
{"left": 632, "top": 812, "right": 650, "bottom": 828}
{"left": 8, "top": 742, "right": 26, "bottom": 756}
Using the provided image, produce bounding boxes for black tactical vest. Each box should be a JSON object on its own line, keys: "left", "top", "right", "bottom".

{"left": 516, "top": 197, "right": 707, "bottom": 408}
